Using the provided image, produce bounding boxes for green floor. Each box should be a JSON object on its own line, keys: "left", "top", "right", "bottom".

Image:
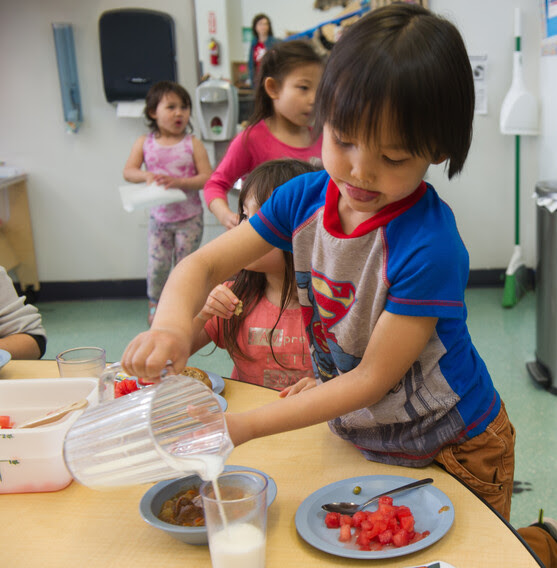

{"left": 37, "top": 288, "right": 556, "bottom": 531}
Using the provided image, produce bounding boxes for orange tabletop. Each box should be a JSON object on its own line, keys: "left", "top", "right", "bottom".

{"left": 0, "top": 360, "right": 540, "bottom": 568}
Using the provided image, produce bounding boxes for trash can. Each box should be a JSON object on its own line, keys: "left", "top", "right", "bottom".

{"left": 526, "top": 180, "right": 557, "bottom": 395}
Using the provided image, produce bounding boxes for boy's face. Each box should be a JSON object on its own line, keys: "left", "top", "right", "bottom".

{"left": 322, "top": 122, "right": 444, "bottom": 222}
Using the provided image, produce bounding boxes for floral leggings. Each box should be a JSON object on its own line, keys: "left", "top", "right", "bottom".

{"left": 147, "top": 213, "right": 204, "bottom": 303}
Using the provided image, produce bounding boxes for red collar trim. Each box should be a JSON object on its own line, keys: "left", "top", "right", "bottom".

{"left": 323, "top": 179, "right": 427, "bottom": 238}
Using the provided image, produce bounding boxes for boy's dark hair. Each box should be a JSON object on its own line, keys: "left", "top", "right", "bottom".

{"left": 315, "top": 3, "right": 474, "bottom": 179}
{"left": 248, "top": 40, "right": 323, "bottom": 127}
{"left": 251, "top": 13, "right": 274, "bottom": 39}
{"left": 221, "top": 158, "right": 321, "bottom": 364}
{"left": 144, "top": 81, "right": 193, "bottom": 134}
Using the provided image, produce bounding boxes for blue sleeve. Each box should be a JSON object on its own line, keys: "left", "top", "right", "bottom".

{"left": 384, "top": 189, "right": 469, "bottom": 319}
{"left": 250, "top": 170, "right": 329, "bottom": 251}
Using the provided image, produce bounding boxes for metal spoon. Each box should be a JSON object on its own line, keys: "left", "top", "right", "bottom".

{"left": 321, "top": 477, "right": 434, "bottom": 515}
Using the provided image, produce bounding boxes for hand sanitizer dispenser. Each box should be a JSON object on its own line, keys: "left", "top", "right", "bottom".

{"left": 194, "top": 79, "right": 239, "bottom": 142}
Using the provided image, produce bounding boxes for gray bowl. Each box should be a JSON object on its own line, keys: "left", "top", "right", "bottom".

{"left": 139, "top": 465, "right": 277, "bottom": 545}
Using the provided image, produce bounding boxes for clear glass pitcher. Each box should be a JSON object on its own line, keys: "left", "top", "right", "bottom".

{"left": 63, "top": 363, "right": 233, "bottom": 488}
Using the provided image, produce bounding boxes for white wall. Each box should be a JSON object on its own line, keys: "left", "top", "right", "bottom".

{"left": 539, "top": 55, "right": 557, "bottom": 181}
{"left": 0, "top": 0, "right": 202, "bottom": 282}
{"left": 427, "top": 0, "right": 541, "bottom": 270}
{"left": 0, "top": 0, "right": 550, "bottom": 284}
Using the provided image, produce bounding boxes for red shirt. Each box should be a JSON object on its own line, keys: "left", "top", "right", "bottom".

{"left": 204, "top": 291, "right": 314, "bottom": 390}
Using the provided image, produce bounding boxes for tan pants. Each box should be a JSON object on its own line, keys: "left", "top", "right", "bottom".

{"left": 518, "top": 526, "right": 557, "bottom": 568}
{"left": 434, "top": 401, "right": 515, "bottom": 521}
{"left": 435, "top": 402, "right": 557, "bottom": 567}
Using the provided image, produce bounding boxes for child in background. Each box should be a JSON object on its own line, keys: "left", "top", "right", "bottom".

{"left": 204, "top": 40, "right": 323, "bottom": 229}
{"left": 123, "top": 7, "right": 557, "bottom": 566}
{"left": 123, "top": 81, "right": 212, "bottom": 325}
{"left": 0, "top": 266, "right": 46, "bottom": 359}
{"left": 191, "top": 159, "right": 318, "bottom": 392}
{"left": 248, "top": 13, "right": 280, "bottom": 87}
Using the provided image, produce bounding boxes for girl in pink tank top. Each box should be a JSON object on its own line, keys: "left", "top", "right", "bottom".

{"left": 123, "top": 81, "right": 212, "bottom": 324}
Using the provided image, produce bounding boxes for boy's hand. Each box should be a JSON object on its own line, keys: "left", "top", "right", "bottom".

{"left": 198, "top": 284, "right": 240, "bottom": 321}
{"left": 279, "top": 377, "right": 317, "bottom": 398}
{"left": 121, "top": 327, "right": 190, "bottom": 379}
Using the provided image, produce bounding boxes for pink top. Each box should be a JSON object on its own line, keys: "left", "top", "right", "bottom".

{"left": 143, "top": 133, "right": 203, "bottom": 222}
{"left": 203, "top": 120, "right": 322, "bottom": 207}
{"left": 204, "top": 288, "right": 314, "bottom": 391}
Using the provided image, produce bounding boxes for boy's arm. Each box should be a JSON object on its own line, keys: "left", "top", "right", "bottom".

{"left": 121, "top": 222, "right": 275, "bottom": 377}
{"left": 226, "top": 311, "right": 438, "bottom": 446}
{"left": 122, "top": 136, "right": 153, "bottom": 183}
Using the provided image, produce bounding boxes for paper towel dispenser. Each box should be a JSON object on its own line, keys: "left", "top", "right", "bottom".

{"left": 99, "top": 8, "right": 177, "bottom": 102}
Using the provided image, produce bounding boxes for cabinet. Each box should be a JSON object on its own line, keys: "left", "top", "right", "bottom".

{"left": 0, "top": 175, "right": 40, "bottom": 294}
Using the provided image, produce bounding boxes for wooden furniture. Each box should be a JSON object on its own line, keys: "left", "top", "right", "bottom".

{"left": 0, "top": 175, "right": 40, "bottom": 294}
{"left": 1, "top": 360, "right": 540, "bottom": 568}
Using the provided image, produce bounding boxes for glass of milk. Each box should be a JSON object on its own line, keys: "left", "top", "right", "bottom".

{"left": 201, "top": 471, "right": 268, "bottom": 568}
{"left": 63, "top": 372, "right": 233, "bottom": 488}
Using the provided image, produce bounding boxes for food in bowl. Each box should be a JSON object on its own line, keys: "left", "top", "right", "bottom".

{"left": 158, "top": 485, "right": 205, "bottom": 527}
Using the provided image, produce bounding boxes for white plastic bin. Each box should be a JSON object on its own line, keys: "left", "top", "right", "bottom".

{"left": 0, "top": 378, "right": 99, "bottom": 493}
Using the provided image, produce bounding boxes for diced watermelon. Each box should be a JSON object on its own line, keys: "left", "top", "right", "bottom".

{"left": 322, "top": 495, "right": 428, "bottom": 552}
{"left": 377, "top": 495, "right": 393, "bottom": 506}
{"left": 352, "top": 510, "right": 366, "bottom": 528}
{"left": 339, "top": 523, "right": 352, "bottom": 542}
{"left": 392, "top": 528, "right": 411, "bottom": 547}
{"left": 0, "top": 415, "right": 12, "bottom": 429}
{"left": 114, "top": 378, "right": 140, "bottom": 398}
{"left": 324, "top": 512, "right": 341, "bottom": 529}
{"left": 400, "top": 513, "right": 415, "bottom": 532}
{"left": 377, "top": 528, "right": 393, "bottom": 544}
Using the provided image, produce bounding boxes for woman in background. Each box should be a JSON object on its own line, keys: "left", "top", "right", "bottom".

{"left": 248, "top": 13, "right": 280, "bottom": 87}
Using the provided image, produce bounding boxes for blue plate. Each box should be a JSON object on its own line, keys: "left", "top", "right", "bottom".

{"left": 207, "top": 372, "right": 225, "bottom": 395}
{"left": 295, "top": 475, "right": 454, "bottom": 559}
{"left": 215, "top": 393, "right": 227, "bottom": 411}
{"left": 0, "top": 349, "right": 11, "bottom": 369}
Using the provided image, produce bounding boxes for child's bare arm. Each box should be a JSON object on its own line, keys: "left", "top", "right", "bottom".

{"left": 226, "top": 311, "right": 438, "bottom": 446}
{"left": 121, "top": 222, "right": 274, "bottom": 378}
{"left": 122, "top": 136, "right": 153, "bottom": 183}
{"left": 153, "top": 137, "right": 213, "bottom": 190}
{"left": 209, "top": 198, "right": 240, "bottom": 230}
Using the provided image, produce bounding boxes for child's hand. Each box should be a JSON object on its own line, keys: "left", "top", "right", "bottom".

{"left": 121, "top": 327, "right": 190, "bottom": 379}
{"left": 152, "top": 174, "right": 179, "bottom": 189}
{"left": 198, "top": 284, "right": 241, "bottom": 321}
{"left": 279, "top": 377, "right": 317, "bottom": 398}
{"left": 217, "top": 209, "right": 240, "bottom": 230}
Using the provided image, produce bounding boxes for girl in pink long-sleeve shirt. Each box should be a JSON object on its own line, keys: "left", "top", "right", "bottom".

{"left": 203, "top": 40, "right": 324, "bottom": 229}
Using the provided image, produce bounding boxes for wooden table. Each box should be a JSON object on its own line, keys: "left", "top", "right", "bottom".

{"left": 0, "top": 361, "right": 540, "bottom": 568}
